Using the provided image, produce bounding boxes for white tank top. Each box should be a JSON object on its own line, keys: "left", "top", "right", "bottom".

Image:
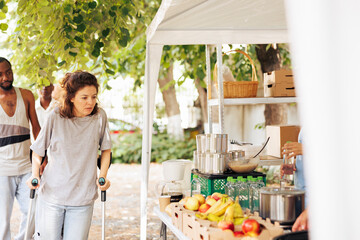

{"left": 0, "top": 87, "right": 32, "bottom": 176}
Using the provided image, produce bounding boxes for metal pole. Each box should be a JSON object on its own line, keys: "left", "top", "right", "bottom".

{"left": 99, "top": 177, "right": 106, "bottom": 240}
{"left": 24, "top": 179, "right": 38, "bottom": 240}
{"left": 205, "top": 45, "right": 213, "bottom": 134}
{"left": 216, "top": 44, "right": 225, "bottom": 134}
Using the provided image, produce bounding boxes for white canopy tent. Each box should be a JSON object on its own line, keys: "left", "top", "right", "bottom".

{"left": 141, "top": 0, "right": 360, "bottom": 239}
{"left": 141, "top": 0, "right": 288, "bottom": 238}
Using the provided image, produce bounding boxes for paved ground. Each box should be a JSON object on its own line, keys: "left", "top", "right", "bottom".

{"left": 10, "top": 163, "right": 177, "bottom": 240}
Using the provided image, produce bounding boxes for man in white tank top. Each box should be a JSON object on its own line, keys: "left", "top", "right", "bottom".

{"left": 0, "top": 57, "right": 41, "bottom": 240}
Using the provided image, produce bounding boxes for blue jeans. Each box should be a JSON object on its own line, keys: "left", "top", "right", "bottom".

{"left": 0, "top": 172, "right": 32, "bottom": 240}
{"left": 35, "top": 197, "right": 94, "bottom": 240}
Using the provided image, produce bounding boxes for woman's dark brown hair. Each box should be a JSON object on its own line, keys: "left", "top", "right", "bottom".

{"left": 59, "top": 71, "right": 99, "bottom": 118}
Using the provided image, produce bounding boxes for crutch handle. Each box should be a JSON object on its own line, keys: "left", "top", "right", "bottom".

{"left": 99, "top": 177, "right": 106, "bottom": 202}
{"left": 30, "top": 178, "right": 38, "bottom": 199}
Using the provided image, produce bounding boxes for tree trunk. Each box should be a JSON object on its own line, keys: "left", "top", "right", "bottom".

{"left": 158, "top": 64, "right": 184, "bottom": 139}
{"left": 194, "top": 77, "right": 208, "bottom": 131}
{"left": 256, "top": 44, "right": 287, "bottom": 125}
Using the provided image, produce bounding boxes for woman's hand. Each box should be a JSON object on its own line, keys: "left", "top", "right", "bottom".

{"left": 282, "top": 142, "right": 303, "bottom": 159}
{"left": 26, "top": 176, "right": 40, "bottom": 189}
{"left": 96, "top": 177, "right": 111, "bottom": 191}
{"left": 292, "top": 209, "right": 309, "bottom": 232}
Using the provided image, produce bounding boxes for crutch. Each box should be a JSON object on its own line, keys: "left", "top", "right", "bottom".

{"left": 24, "top": 178, "right": 38, "bottom": 240}
{"left": 24, "top": 150, "right": 46, "bottom": 240}
{"left": 99, "top": 177, "right": 106, "bottom": 240}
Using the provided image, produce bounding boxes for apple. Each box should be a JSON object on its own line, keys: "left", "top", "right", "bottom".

{"left": 205, "top": 197, "right": 217, "bottom": 206}
{"left": 184, "top": 197, "right": 200, "bottom": 211}
{"left": 198, "top": 203, "right": 211, "bottom": 213}
{"left": 179, "top": 196, "right": 190, "bottom": 205}
{"left": 234, "top": 231, "right": 245, "bottom": 237}
{"left": 211, "top": 192, "right": 223, "bottom": 201}
{"left": 242, "top": 219, "right": 261, "bottom": 237}
{"left": 206, "top": 195, "right": 212, "bottom": 201}
{"left": 193, "top": 194, "right": 205, "bottom": 205}
{"left": 218, "top": 220, "right": 235, "bottom": 231}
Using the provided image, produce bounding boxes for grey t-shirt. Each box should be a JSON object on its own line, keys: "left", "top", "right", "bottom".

{"left": 31, "top": 108, "right": 111, "bottom": 206}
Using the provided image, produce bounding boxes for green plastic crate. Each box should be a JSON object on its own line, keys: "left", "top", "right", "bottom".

{"left": 191, "top": 170, "right": 266, "bottom": 197}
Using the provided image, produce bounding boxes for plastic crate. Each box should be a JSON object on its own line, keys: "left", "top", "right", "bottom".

{"left": 191, "top": 170, "right": 266, "bottom": 196}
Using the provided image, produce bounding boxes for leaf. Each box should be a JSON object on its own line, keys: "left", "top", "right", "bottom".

{"left": 118, "top": 35, "right": 128, "bottom": 47}
{"left": 38, "top": 70, "right": 47, "bottom": 77}
{"left": 102, "top": 28, "right": 110, "bottom": 38}
{"left": 64, "top": 4, "right": 71, "bottom": 13}
{"left": 91, "top": 48, "right": 100, "bottom": 58}
{"left": 0, "top": 23, "right": 8, "bottom": 31}
{"left": 74, "top": 36, "right": 84, "bottom": 42}
{"left": 57, "top": 60, "right": 66, "bottom": 67}
{"left": 95, "top": 41, "right": 104, "bottom": 48}
{"left": 69, "top": 51, "right": 77, "bottom": 57}
{"left": 105, "top": 69, "right": 115, "bottom": 75}
{"left": 73, "top": 15, "right": 83, "bottom": 24}
{"left": 0, "top": 11, "right": 5, "bottom": 20}
{"left": 111, "top": 6, "right": 117, "bottom": 11}
{"left": 39, "top": 6, "right": 52, "bottom": 15}
{"left": 38, "top": 58, "right": 48, "bottom": 68}
{"left": 0, "top": 1, "right": 4, "bottom": 9}
{"left": 76, "top": 23, "right": 86, "bottom": 32}
{"left": 109, "top": 10, "right": 115, "bottom": 17}
{"left": 88, "top": 1, "right": 97, "bottom": 9}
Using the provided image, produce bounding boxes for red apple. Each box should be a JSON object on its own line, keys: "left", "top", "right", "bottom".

{"left": 198, "top": 203, "right": 211, "bottom": 213}
{"left": 193, "top": 194, "right": 205, "bottom": 205}
{"left": 242, "top": 219, "right": 261, "bottom": 237}
{"left": 218, "top": 220, "right": 235, "bottom": 231}
{"left": 234, "top": 231, "right": 245, "bottom": 237}
{"left": 184, "top": 197, "right": 200, "bottom": 211}
{"left": 211, "top": 192, "right": 223, "bottom": 201}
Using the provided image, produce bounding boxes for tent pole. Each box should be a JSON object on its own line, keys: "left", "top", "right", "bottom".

{"left": 216, "top": 44, "right": 225, "bottom": 134}
{"left": 206, "top": 45, "right": 212, "bottom": 133}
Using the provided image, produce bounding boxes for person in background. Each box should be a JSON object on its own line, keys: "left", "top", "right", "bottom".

{"left": 27, "top": 71, "right": 111, "bottom": 239}
{"left": 51, "top": 83, "right": 64, "bottom": 104}
{"left": 35, "top": 83, "right": 55, "bottom": 127}
{"left": 281, "top": 128, "right": 305, "bottom": 190}
{"left": 0, "top": 57, "right": 41, "bottom": 240}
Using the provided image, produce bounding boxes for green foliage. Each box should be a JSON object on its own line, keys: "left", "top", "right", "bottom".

{"left": 0, "top": 0, "right": 9, "bottom": 32}
{"left": 111, "top": 131, "right": 196, "bottom": 164}
{"left": 4, "top": 0, "right": 138, "bottom": 87}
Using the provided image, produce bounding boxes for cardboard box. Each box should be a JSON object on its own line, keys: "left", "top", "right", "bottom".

{"left": 171, "top": 203, "right": 184, "bottom": 231}
{"left": 264, "top": 69, "right": 296, "bottom": 97}
{"left": 266, "top": 125, "right": 301, "bottom": 158}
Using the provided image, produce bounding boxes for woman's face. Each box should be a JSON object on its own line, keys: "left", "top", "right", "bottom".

{"left": 71, "top": 85, "right": 97, "bottom": 117}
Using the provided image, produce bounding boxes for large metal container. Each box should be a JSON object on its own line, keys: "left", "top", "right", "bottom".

{"left": 209, "top": 134, "right": 228, "bottom": 153}
{"left": 259, "top": 186, "right": 305, "bottom": 224}
{"left": 212, "top": 153, "right": 226, "bottom": 174}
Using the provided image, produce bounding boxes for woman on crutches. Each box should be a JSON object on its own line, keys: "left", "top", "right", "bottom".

{"left": 26, "top": 71, "right": 111, "bottom": 240}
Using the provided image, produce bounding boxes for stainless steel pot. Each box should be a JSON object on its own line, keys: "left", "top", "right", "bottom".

{"left": 259, "top": 186, "right": 305, "bottom": 224}
{"left": 209, "top": 134, "right": 228, "bottom": 153}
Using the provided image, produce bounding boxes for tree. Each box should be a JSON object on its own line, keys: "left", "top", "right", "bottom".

{"left": 2, "top": 0, "right": 137, "bottom": 87}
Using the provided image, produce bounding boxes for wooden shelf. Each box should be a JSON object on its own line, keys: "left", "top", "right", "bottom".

{"left": 208, "top": 97, "right": 297, "bottom": 106}
{"left": 259, "top": 155, "right": 283, "bottom": 166}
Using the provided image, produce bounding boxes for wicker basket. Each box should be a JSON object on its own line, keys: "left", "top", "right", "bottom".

{"left": 213, "top": 49, "right": 258, "bottom": 98}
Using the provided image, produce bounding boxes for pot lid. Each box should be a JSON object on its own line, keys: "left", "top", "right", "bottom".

{"left": 260, "top": 186, "right": 305, "bottom": 195}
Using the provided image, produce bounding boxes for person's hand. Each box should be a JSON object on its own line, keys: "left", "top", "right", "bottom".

{"left": 96, "top": 177, "right": 111, "bottom": 191}
{"left": 39, "top": 156, "right": 48, "bottom": 175}
{"left": 292, "top": 209, "right": 309, "bottom": 232}
{"left": 282, "top": 142, "right": 303, "bottom": 159}
{"left": 26, "top": 176, "right": 40, "bottom": 189}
